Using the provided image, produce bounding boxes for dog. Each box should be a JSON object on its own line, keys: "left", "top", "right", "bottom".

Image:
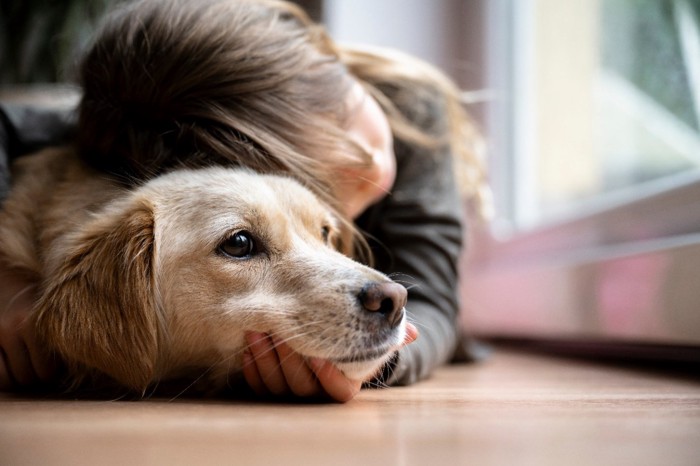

{"left": 0, "top": 148, "right": 407, "bottom": 393}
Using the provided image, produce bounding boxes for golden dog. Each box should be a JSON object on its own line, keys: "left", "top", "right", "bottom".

{"left": 0, "top": 148, "right": 407, "bottom": 393}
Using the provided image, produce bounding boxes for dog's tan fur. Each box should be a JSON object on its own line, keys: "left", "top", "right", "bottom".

{"left": 0, "top": 149, "right": 407, "bottom": 393}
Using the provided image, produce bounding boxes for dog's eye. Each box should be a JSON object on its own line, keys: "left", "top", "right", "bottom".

{"left": 219, "top": 231, "right": 256, "bottom": 259}
{"left": 321, "top": 225, "right": 331, "bottom": 244}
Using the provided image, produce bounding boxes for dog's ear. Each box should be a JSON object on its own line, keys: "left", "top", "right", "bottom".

{"left": 34, "top": 197, "right": 159, "bottom": 392}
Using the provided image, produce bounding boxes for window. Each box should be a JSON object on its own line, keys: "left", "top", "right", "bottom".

{"left": 490, "top": 0, "right": 700, "bottom": 231}
{"left": 463, "top": 0, "right": 700, "bottom": 354}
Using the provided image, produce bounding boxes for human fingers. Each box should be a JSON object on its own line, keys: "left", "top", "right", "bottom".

{"left": 1, "top": 337, "right": 36, "bottom": 386}
{"left": 13, "top": 307, "right": 59, "bottom": 384}
{"left": 0, "top": 312, "right": 35, "bottom": 387}
{"left": 22, "top": 328, "right": 59, "bottom": 383}
{"left": 0, "top": 271, "right": 41, "bottom": 388}
{"left": 0, "top": 349, "right": 13, "bottom": 390}
{"left": 241, "top": 348, "right": 266, "bottom": 396}
{"left": 244, "top": 332, "right": 288, "bottom": 396}
{"left": 272, "top": 337, "right": 321, "bottom": 398}
{"left": 308, "top": 358, "right": 362, "bottom": 403}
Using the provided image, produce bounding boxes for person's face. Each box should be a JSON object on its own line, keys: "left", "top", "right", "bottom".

{"left": 336, "top": 82, "right": 396, "bottom": 219}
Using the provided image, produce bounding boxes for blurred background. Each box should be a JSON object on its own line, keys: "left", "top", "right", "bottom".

{"left": 2, "top": 0, "right": 699, "bottom": 360}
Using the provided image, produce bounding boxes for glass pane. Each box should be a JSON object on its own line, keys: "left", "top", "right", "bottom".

{"left": 516, "top": 0, "right": 700, "bottom": 227}
{"left": 598, "top": 0, "right": 699, "bottom": 190}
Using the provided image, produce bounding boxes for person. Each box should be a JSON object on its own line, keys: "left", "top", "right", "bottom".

{"left": 0, "top": 0, "right": 487, "bottom": 401}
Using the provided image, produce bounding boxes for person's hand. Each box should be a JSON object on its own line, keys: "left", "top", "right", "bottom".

{"left": 242, "top": 322, "right": 418, "bottom": 402}
{"left": 0, "top": 267, "right": 58, "bottom": 390}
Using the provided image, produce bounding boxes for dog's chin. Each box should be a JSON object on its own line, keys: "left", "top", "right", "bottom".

{"left": 338, "top": 317, "right": 407, "bottom": 382}
{"left": 334, "top": 352, "right": 395, "bottom": 382}
{"left": 332, "top": 320, "right": 407, "bottom": 382}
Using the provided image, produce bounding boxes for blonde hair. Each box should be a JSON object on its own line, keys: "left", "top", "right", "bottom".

{"left": 77, "top": 0, "right": 488, "bottom": 257}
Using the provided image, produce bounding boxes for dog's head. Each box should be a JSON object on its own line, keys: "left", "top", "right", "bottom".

{"left": 33, "top": 167, "right": 407, "bottom": 392}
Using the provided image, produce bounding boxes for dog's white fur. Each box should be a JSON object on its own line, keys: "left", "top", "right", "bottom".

{"left": 0, "top": 148, "right": 406, "bottom": 392}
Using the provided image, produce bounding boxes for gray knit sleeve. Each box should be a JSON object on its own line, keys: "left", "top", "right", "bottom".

{"left": 0, "top": 103, "right": 76, "bottom": 201}
{"left": 358, "top": 134, "right": 464, "bottom": 386}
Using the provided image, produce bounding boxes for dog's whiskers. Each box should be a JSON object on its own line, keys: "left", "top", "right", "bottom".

{"left": 406, "top": 313, "right": 434, "bottom": 335}
{"left": 143, "top": 379, "right": 162, "bottom": 400}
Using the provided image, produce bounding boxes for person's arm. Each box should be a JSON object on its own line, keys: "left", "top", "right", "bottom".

{"left": 0, "top": 103, "right": 76, "bottom": 161}
{"left": 361, "top": 143, "right": 463, "bottom": 385}
{"left": 0, "top": 102, "right": 76, "bottom": 202}
{"left": 0, "top": 105, "right": 12, "bottom": 201}
{"left": 0, "top": 102, "right": 75, "bottom": 389}
{"left": 358, "top": 88, "right": 465, "bottom": 386}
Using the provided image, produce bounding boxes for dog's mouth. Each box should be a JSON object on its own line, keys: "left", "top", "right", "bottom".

{"left": 331, "top": 346, "right": 394, "bottom": 364}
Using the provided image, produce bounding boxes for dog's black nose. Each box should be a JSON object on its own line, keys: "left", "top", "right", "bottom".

{"left": 359, "top": 282, "right": 407, "bottom": 328}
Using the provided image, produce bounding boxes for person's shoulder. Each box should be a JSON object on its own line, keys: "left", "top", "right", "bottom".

{"left": 384, "top": 81, "right": 449, "bottom": 137}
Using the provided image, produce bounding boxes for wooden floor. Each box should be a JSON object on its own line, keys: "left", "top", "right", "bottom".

{"left": 1, "top": 347, "right": 699, "bottom": 466}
